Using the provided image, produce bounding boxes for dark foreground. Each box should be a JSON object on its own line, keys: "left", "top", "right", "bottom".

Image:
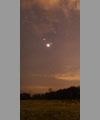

{"left": 20, "top": 100, "right": 80, "bottom": 120}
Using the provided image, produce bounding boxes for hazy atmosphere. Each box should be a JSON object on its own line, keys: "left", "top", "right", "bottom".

{"left": 20, "top": 0, "right": 80, "bottom": 94}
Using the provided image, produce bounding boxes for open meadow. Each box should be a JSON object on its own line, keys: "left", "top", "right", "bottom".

{"left": 20, "top": 100, "right": 80, "bottom": 120}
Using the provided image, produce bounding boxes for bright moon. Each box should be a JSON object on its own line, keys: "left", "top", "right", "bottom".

{"left": 46, "top": 43, "right": 50, "bottom": 48}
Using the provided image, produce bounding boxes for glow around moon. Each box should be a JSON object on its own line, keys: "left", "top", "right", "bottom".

{"left": 46, "top": 43, "right": 51, "bottom": 47}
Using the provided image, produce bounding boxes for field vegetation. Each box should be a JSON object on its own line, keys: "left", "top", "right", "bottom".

{"left": 20, "top": 100, "right": 80, "bottom": 120}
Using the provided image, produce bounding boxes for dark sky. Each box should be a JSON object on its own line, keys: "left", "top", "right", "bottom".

{"left": 20, "top": 0, "right": 80, "bottom": 94}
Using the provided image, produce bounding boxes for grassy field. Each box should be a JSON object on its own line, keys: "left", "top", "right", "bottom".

{"left": 20, "top": 100, "right": 80, "bottom": 120}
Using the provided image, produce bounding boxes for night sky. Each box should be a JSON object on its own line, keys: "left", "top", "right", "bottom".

{"left": 20, "top": 0, "right": 80, "bottom": 94}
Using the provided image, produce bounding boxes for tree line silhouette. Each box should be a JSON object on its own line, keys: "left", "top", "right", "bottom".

{"left": 20, "top": 86, "right": 80, "bottom": 100}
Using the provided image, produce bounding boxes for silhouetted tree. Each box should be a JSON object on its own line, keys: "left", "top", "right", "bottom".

{"left": 20, "top": 86, "right": 80, "bottom": 100}
{"left": 20, "top": 93, "right": 31, "bottom": 100}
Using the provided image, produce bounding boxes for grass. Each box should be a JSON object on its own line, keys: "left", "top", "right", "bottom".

{"left": 20, "top": 100, "right": 80, "bottom": 120}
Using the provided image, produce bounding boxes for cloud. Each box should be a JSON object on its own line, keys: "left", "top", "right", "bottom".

{"left": 32, "top": 70, "right": 80, "bottom": 81}
{"left": 36, "top": 0, "right": 60, "bottom": 10}
{"left": 55, "top": 73, "right": 80, "bottom": 81}
{"left": 21, "top": 0, "right": 59, "bottom": 9}
{"left": 21, "top": 0, "right": 80, "bottom": 12}
{"left": 68, "top": 0, "right": 80, "bottom": 11}
{"left": 63, "top": 0, "right": 80, "bottom": 16}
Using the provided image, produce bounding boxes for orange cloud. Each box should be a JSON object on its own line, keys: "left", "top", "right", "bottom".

{"left": 55, "top": 73, "right": 80, "bottom": 81}
{"left": 20, "top": 0, "right": 59, "bottom": 9}
{"left": 37, "top": 0, "right": 60, "bottom": 10}
{"left": 68, "top": 0, "right": 80, "bottom": 11}
{"left": 32, "top": 70, "right": 80, "bottom": 81}
{"left": 21, "top": 0, "right": 80, "bottom": 11}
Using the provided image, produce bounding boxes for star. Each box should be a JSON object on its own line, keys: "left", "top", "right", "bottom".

{"left": 43, "top": 38, "right": 46, "bottom": 41}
